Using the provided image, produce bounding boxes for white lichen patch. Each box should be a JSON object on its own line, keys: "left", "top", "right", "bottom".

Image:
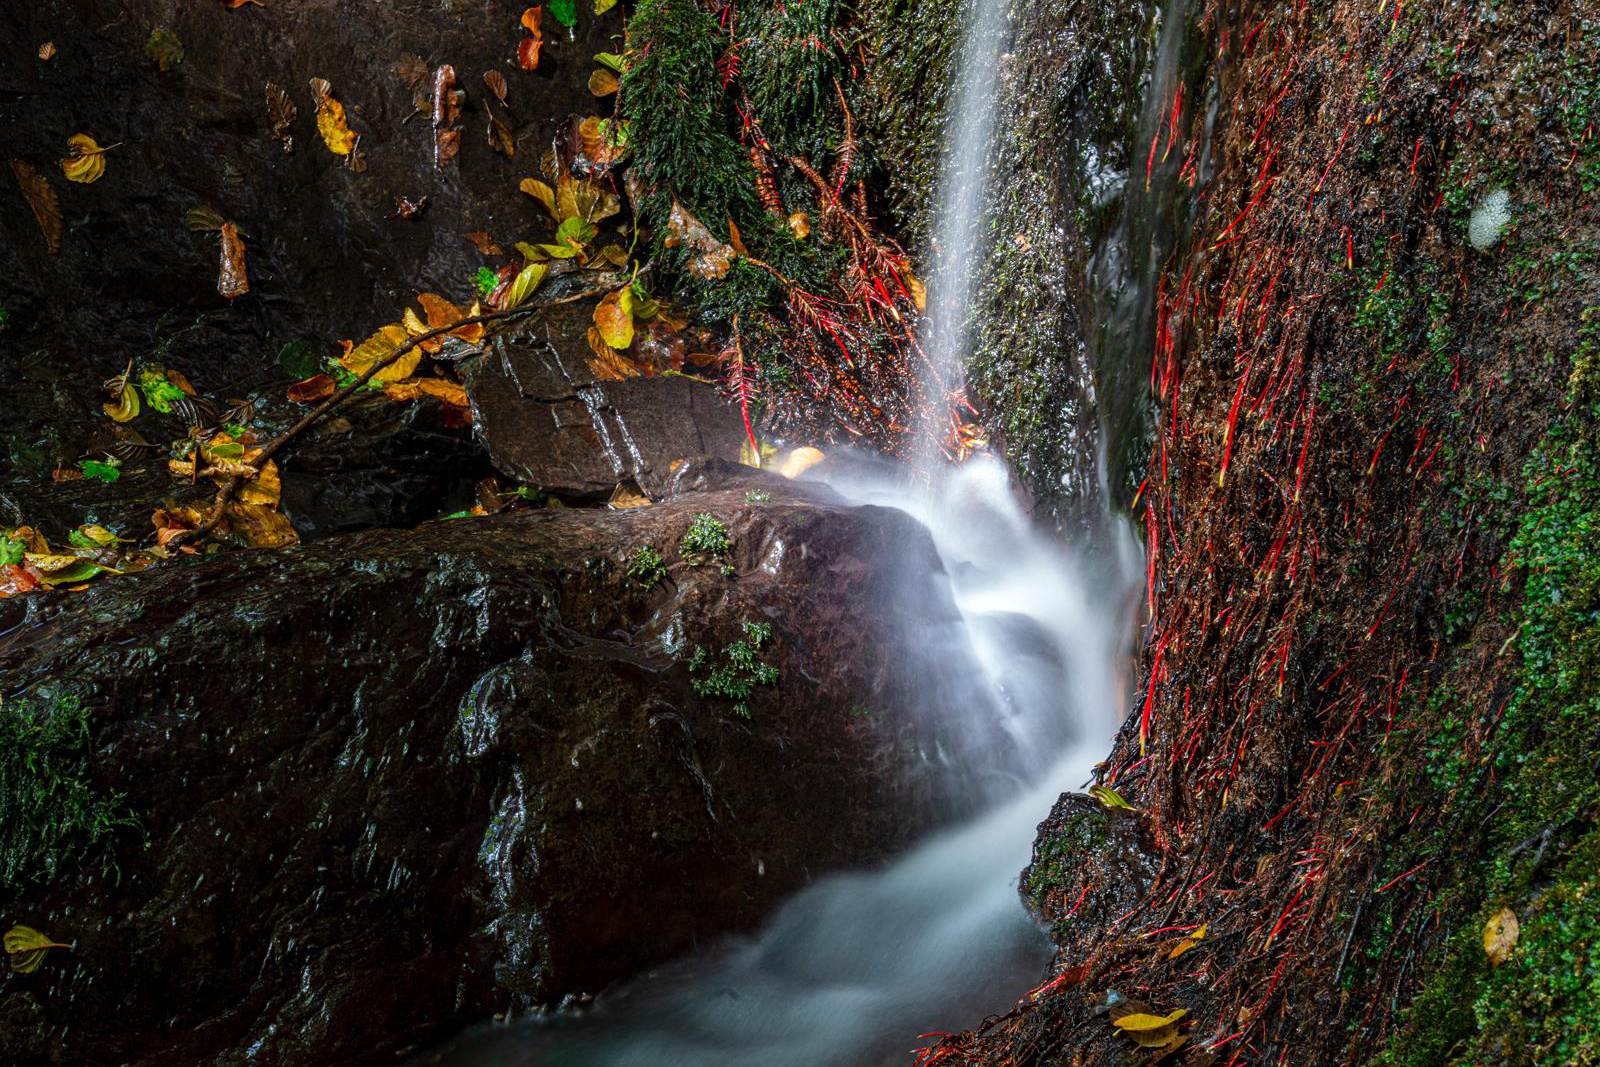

{"left": 1468, "top": 188, "right": 1512, "bottom": 251}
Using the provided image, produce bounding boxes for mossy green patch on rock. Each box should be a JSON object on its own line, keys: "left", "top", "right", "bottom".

{"left": 0, "top": 692, "right": 140, "bottom": 891}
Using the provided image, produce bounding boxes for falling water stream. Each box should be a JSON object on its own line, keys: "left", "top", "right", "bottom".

{"left": 410, "top": 0, "right": 1144, "bottom": 1061}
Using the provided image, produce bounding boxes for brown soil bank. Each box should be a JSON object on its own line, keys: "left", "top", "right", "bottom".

{"left": 925, "top": 1, "right": 1600, "bottom": 1065}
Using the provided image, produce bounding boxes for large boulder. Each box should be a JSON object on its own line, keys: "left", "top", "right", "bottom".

{"left": 0, "top": 465, "right": 978, "bottom": 1067}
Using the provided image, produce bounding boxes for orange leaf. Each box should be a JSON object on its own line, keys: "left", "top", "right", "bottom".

{"left": 464, "top": 230, "right": 503, "bottom": 256}
{"left": 521, "top": 7, "right": 543, "bottom": 33}
{"left": 287, "top": 373, "right": 336, "bottom": 403}
{"left": 517, "top": 36, "right": 542, "bottom": 71}
{"left": 221, "top": 0, "right": 266, "bottom": 6}
{"left": 585, "top": 327, "right": 644, "bottom": 380}
{"left": 218, "top": 222, "right": 249, "bottom": 298}
{"left": 417, "top": 293, "right": 465, "bottom": 330}
{"left": 381, "top": 378, "right": 470, "bottom": 408}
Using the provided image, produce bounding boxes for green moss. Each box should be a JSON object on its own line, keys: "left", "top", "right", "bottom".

{"left": 1380, "top": 310, "right": 1600, "bottom": 1066}
{"left": 687, "top": 621, "right": 779, "bottom": 717}
{"left": 626, "top": 545, "right": 667, "bottom": 588}
{"left": 679, "top": 512, "right": 730, "bottom": 561}
{"left": 1, "top": 693, "right": 140, "bottom": 890}
{"left": 1028, "top": 809, "right": 1109, "bottom": 912}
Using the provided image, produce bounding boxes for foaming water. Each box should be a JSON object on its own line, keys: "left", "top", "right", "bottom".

{"left": 409, "top": 457, "right": 1140, "bottom": 1067}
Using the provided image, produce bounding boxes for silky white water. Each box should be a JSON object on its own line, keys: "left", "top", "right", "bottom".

{"left": 411, "top": 458, "right": 1140, "bottom": 1067}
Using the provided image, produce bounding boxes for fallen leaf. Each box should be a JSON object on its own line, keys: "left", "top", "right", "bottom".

{"left": 221, "top": 0, "right": 266, "bottom": 7}
{"left": 61, "top": 133, "right": 111, "bottom": 184}
{"left": 664, "top": 200, "right": 735, "bottom": 279}
{"left": 417, "top": 293, "right": 467, "bottom": 331}
{"left": 464, "top": 230, "right": 502, "bottom": 256}
{"left": 314, "top": 90, "right": 357, "bottom": 155}
{"left": 504, "top": 261, "right": 548, "bottom": 308}
{"left": 483, "top": 69, "right": 508, "bottom": 104}
{"left": 266, "top": 82, "right": 296, "bottom": 152}
{"left": 594, "top": 287, "right": 634, "bottom": 349}
{"left": 1484, "top": 906, "right": 1519, "bottom": 965}
{"left": 518, "top": 36, "right": 543, "bottom": 71}
{"left": 788, "top": 210, "right": 811, "bottom": 239}
{"left": 432, "top": 65, "right": 461, "bottom": 129}
{"left": 144, "top": 28, "right": 184, "bottom": 70}
{"left": 520, "top": 177, "right": 559, "bottom": 220}
{"left": 1168, "top": 923, "right": 1208, "bottom": 959}
{"left": 521, "top": 6, "right": 543, "bottom": 33}
{"left": 588, "top": 69, "right": 619, "bottom": 96}
{"left": 578, "top": 116, "right": 624, "bottom": 166}
{"left": 436, "top": 128, "right": 462, "bottom": 166}
{"left": 394, "top": 195, "right": 429, "bottom": 219}
{"left": 727, "top": 218, "right": 747, "bottom": 256}
{"left": 393, "top": 53, "right": 429, "bottom": 88}
{"left": 38, "top": 42, "right": 56, "bottom": 61}
{"left": 779, "top": 446, "right": 825, "bottom": 479}
{"left": 10, "top": 160, "right": 61, "bottom": 254}
{"left": 595, "top": 0, "right": 617, "bottom": 12}
{"left": 609, "top": 482, "right": 651, "bottom": 508}
{"left": 594, "top": 51, "right": 625, "bottom": 73}
{"left": 51, "top": 468, "right": 83, "bottom": 483}
{"left": 235, "top": 454, "right": 281, "bottom": 507}
{"left": 288, "top": 372, "right": 336, "bottom": 403}
{"left": 381, "top": 378, "right": 470, "bottom": 407}
{"left": 488, "top": 113, "right": 516, "bottom": 156}
{"left": 4, "top": 926, "right": 70, "bottom": 974}
{"left": 25, "top": 554, "right": 118, "bottom": 584}
{"left": 1113, "top": 1010, "right": 1188, "bottom": 1032}
{"left": 0, "top": 565, "right": 44, "bottom": 597}
{"left": 103, "top": 381, "right": 140, "bottom": 423}
{"left": 340, "top": 324, "right": 420, "bottom": 381}
{"left": 586, "top": 327, "right": 644, "bottom": 379}
{"left": 905, "top": 272, "right": 927, "bottom": 311}
{"left": 224, "top": 500, "right": 297, "bottom": 548}
{"left": 218, "top": 222, "right": 249, "bottom": 298}
{"left": 547, "top": 0, "right": 577, "bottom": 28}
{"left": 185, "top": 205, "right": 226, "bottom": 232}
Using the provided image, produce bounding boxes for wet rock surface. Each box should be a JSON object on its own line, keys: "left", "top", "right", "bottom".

{"left": 0, "top": 464, "right": 974, "bottom": 1067}
{"left": 464, "top": 307, "right": 748, "bottom": 500}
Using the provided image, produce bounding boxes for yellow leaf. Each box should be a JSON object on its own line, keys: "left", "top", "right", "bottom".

{"left": 316, "top": 95, "right": 357, "bottom": 155}
{"left": 402, "top": 306, "right": 429, "bottom": 335}
{"left": 224, "top": 501, "right": 298, "bottom": 548}
{"left": 5, "top": 925, "right": 71, "bottom": 974}
{"left": 1133, "top": 1029, "right": 1185, "bottom": 1051}
{"left": 906, "top": 272, "right": 927, "bottom": 312}
{"left": 339, "top": 324, "right": 419, "bottom": 381}
{"left": 103, "top": 381, "right": 140, "bottom": 422}
{"left": 505, "top": 261, "right": 548, "bottom": 308}
{"left": 1484, "top": 906, "right": 1519, "bottom": 965}
{"left": 1113, "top": 1009, "right": 1188, "bottom": 1032}
{"left": 520, "top": 177, "right": 559, "bottom": 221}
{"left": 1169, "top": 923, "right": 1208, "bottom": 959}
{"left": 595, "top": 0, "right": 617, "bottom": 11}
{"left": 588, "top": 68, "right": 619, "bottom": 97}
{"left": 593, "top": 287, "right": 634, "bottom": 349}
{"left": 235, "top": 456, "right": 281, "bottom": 507}
{"left": 60, "top": 134, "right": 109, "bottom": 183}
{"left": 381, "top": 378, "right": 470, "bottom": 407}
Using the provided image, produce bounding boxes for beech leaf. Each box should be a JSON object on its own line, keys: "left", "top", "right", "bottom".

{"left": 483, "top": 69, "right": 508, "bottom": 104}
{"left": 103, "top": 382, "right": 140, "bottom": 423}
{"left": 1112, "top": 1009, "right": 1188, "bottom": 1032}
{"left": 218, "top": 222, "right": 250, "bottom": 298}
{"left": 588, "top": 69, "right": 619, "bottom": 97}
{"left": 11, "top": 159, "right": 63, "bottom": 253}
{"left": 594, "top": 287, "right": 634, "bottom": 349}
{"left": 340, "top": 324, "right": 420, "bottom": 381}
{"left": 315, "top": 92, "right": 357, "bottom": 155}
{"left": 1483, "top": 906, "right": 1519, "bottom": 965}
{"left": 4, "top": 926, "right": 71, "bottom": 974}
{"left": 519, "top": 177, "right": 559, "bottom": 220}
{"left": 504, "top": 262, "right": 548, "bottom": 308}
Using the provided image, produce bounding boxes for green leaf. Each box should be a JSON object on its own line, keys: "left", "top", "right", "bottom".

{"left": 0, "top": 537, "right": 23, "bottom": 566}
{"left": 547, "top": 0, "right": 578, "bottom": 26}
{"left": 136, "top": 365, "right": 186, "bottom": 414}
{"left": 474, "top": 266, "right": 500, "bottom": 297}
{"left": 595, "top": 51, "right": 625, "bottom": 73}
{"left": 556, "top": 216, "right": 598, "bottom": 248}
{"left": 277, "top": 341, "right": 320, "bottom": 379}
{"left": 538, "top": 242, "right": 582, "bottom": 260}
{"left": 35, "top": 560, "right": 112, "bottom": 585}
{"left": 1089, "top": 784, "right": 1137, "bottom": 810}
{"left": 78, "top": 459, "right": 121, "bottom": 483}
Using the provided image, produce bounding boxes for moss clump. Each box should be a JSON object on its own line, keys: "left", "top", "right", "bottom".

{"left": 626, "top": 545, "right": 667, "bottom": 588}
{"left": 679, "top": 513, "right": 730, "bottom": 561}
{"left": 1027, "top": 809, "right": 1109, "bottom": 912}
{"left": 1, "top": 693, "right": 140, "bottom": 890}
{"left": 687, "top": 621, "right": 778, "bottom": 718}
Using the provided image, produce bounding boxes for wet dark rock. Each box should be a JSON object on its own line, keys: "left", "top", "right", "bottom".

{"left": 279, "top": 393, "right": 492, "bottom": 540}
{"left": 0, "top": 472, "right": 971, "bottom": 1067}
{"left": 464, "top": 309, "right": 748, "bottom": 500}
{"left": 1020, "top": 793, "right": 1159, "bottom": 957}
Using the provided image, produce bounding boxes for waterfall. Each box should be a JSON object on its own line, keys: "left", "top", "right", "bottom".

{"left": 918, "top": 0, "right": 1010, "bottom": 449}
{"left": 407, "top": 460, "right": 1139, "bottom": 1067}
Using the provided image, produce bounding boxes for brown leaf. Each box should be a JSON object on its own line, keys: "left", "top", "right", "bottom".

{"left": 185, "top": 205, "right": 226, "bottom": 232}
{"left": 165, "top": 368, "right": 197, "bottom": 397}
{"left": 266, "top": 82, "right": 296, "bottom": 152}
{"left": 309, "top": 77, "right": 332, "bottom": 103}
{"left": 218, "top": 222, "right": 249, "bottom": 298}
{"left": 224, "top": 500, "right": 297, "bottom": 548}
{"left": 487, "top": 114, "right": 516, "bottom": 156}
{"left": 393, "top": 53, "right": 429, "bottom": 88}
{"left": 417, "top": 293, "right": 466, "bottom": 330}
{"left": 287, "top": 373, "right": 336, "bottom": 403}
{"left": 431, "top": 65, "right": 460, "bottom": 129}
{"left": 394, "top": 195, "right": 429, "bottom": 219}
{"left": 483, "top": 69, "right": 508, "bottom": 103}
{"left": 727, "top": 217, "right": 747, "bottom": 256}
{"left": 436, "top": 128, "right": 461, "bottom": 167}
{"left": 381, "top": 377, "right": 470, "bottom": 407}
{"left": 10, "top": 159, "right": 62, "bottom": 254}
{"left": 517, "top": 36, "right": 543, "bottom": 71}
{"left": 463, "top": 230, "right": 502, "bottom": 256}
{"left": 585, "top": 327, "right": 645, "bottom": 379}
{"left": 38, "top": 42, "right": 56, "bottom": 61}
